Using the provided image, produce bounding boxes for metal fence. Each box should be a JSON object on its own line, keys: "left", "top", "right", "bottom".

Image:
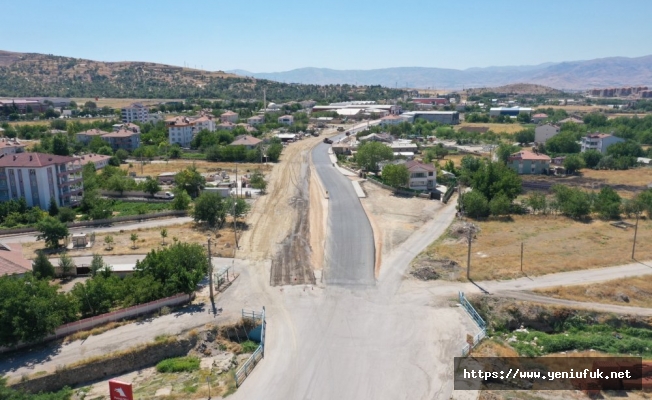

{"left": 459, "top": 291, "right": 487, "bottom": 357}
{"left": 235, "top": 307, "right": 266, "bottom": 387}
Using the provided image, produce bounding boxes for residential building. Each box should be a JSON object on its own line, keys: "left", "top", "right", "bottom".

{"left": 76, "top": 129, "right": 110, "bottom": 145}
{"left": 312, "top": 102, "right": 401, "bottom": 115}
{"left": 559, "top": 116, "right": 584, "bottom": 124}
{"left": 230, "top": 135, "right": 262, "bottom": 150}
{"left": 112, "top": 123, "right": 141, "bottom": 133}
{"left": 275, "top": 133, "right": 297, "bottom": 142}
{"left": 534, "top": 124, "right": 560, "bottom": 143}
{"left": 247, "top": 115, "right": 265, "bottom": 126}
{"left": 121, "top": 103, "right": 149, "bottom": 123}
{"left": 508, "top": 150, "right": 551, "bottom": 175}
{"left": 388, "top": 140, "right": 418, "bottom": 153}
{"left": 399, "top": 111, "right": 460, "bottom": 125}
{"left": 0, "top": 152, "right": 83, "bottom": 209}
{"left": 236, "top": 123, "right": 257, "bottom": 133}
{"left": 0, "top": 242, "right": 32, "bottom": 277}
{"left": 217, "top": 121, "right": 236, "bottom": 131}
{"left": 532, "top": 113, "right": 548, "bottom": 123}
{"left": 0, "top": 138, "right": 26, "bottom": 156}
{"left": 580, "top": 133, "right": 625, "bottom": 153}
{"left": 278, "top": 115, "right": 294, "bottom": 125}
{"left": 404, "top": 160, "right": 436, "bottom": 191}
{"left": 332, "top": 143, "right": 351, "bottom": 155}
{"left": 78, "top": 154, "right": 112, "bottom": 170}
{"left": 166, "top": 116, "right": 195, "bottom": 147}
{"left": 411, "top": 98, "right": 448, "bottom": 106}
{"left": 359, "top": 133, "right": 395, "bottom": 143}
{"left": 380, "top": 115, "right": 403, "bottom": 126}
{"left": 0, "top": 99, "right": 46, "bottom": 113}
{"left": 489, "top": 107, "right": 532, "bottom": 117}
{"left": 220, "top": 111, "right": 239, "bottom": 123}
{"left": 101, "top": 129, "right": 141, "bottom": 151}
{"left": 148, "top": 112, "right": 164, "bottom": 124}
{"left": 192, "top": 115, "right": 216, "bottom": 132}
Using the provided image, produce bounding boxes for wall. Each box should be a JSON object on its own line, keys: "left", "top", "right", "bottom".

{"left": 10, "top": 336, "right": 197, "bottom": 394}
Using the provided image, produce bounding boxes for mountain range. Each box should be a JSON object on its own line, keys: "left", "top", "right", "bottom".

{"left": 229, "top": 55, "right": 652, "bottom": 90}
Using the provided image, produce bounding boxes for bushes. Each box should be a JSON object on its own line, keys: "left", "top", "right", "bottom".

{"left": 156, "top": 356, "right": 200, "bottom": 373}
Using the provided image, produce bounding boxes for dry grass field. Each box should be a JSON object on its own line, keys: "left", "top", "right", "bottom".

{"left": 534, "top": 276, "right": 652, "bottom": 308}
{"left": 122, "top": 160, "right": 273, "bottom": 177}
{"left": 7, "top": 117, "right": 113, "bottom": 127}
{"left": 580, "top": 168, "right": 652, "bottom": 187}
{"left": 457, "top": 122, "right": 527, "bottom": 134}
{"left": 424, "top": 214, "right": 652, "bottom": 281}
{"left": 22, "top": 222, "right": 237, "bottom": 259}
{"left": 71, "top": 98, "right": 184, "bottom": 109}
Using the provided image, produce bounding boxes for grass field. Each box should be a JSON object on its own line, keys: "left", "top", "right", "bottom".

{"left": 71, "top": 98, "right": 184, "bottom": 108}
{"left": 423, "top": 214, "right": 652, "bottom": 281}
{"left": 7, "top": 117, "right": 115, "bottom": 127}
{"left": 456, "top": 122, "right": 527, "bottom": 134}
{"left": 123, "top": 160, "right": 273, "bottom": 177}
{"left": 580, "top": 167, "right": 652, "bottom": 187}
{"left": 534, "top": 276, "right": 652, "bottom": 308}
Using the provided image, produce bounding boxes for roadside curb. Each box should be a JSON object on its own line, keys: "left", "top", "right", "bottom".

{"left": 358, "top": 184, "right": 382, "bottom": 279}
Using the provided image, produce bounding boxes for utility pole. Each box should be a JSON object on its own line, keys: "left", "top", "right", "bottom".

{"left": 207, "top": 236, "right": 214, "bottom": 303}
{"left": 632, "top": 212, "right": 640, "bottom": 259}
{"left": 466, "top": 226, "right": 472, "bottom": 281}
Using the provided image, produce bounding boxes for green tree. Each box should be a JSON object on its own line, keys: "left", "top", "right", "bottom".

{"left": 227, "top": 197, "right": 251, "bottom": 220}
{"left": 32, "top": 251, "right": 55, "bottom": 279}
{"left": 563, "top": 154, "right": 585, "bottom": 174}
{"left": 471, "top": 161, "right": 522, "bottom": 201}
{"left": 36, "top": 217, "right": 69, "bottom": 248}
{"left": 546, "top": 132, "right": 581, "bottom": 153}
{"left": 356, "top": 141, "right": 394, "bottom": 172}
{"left": 193, "top": 192, "right": 227, "bottom": 227}
{"left": 90, "top": 253, "right": 107, "bottom": 277}
{"left": 58, "top": 253, "right": 75, "bottom": 277}
{"left": 461, "top": 190, "right": 490, "bottom": 218}
{"left": 489, "top": 193, "right": 512, "bottom": 217}
{"left": 496, "top": 144, "right": 519, "bottom": 164}
{"left": 134, "top": 242, "right": 210, "bottom": 295}
{"left": 593, "top": 186, "right": 621, "bottom": 220}
{"left": 130, "top": 233, "right": 139, "bottom": 249}
{"left": 115, "top": 149, "right": 129, "bottom": 162}
{"left": 106, "top": 175, "right": 133, "bottom": 195}
{"left": 582, "top": 150, "right": 603, "bottom": 169}
{"left": 57, "top": 207, "right": 76, "bottom": 223}
{"left": 525, "top": 192, "right": 547, "bottom": 214}
{"left": 514, "top": 129, "right": 535, "bottom": 145}
{"left": 171, "top": 188, "right": 191, "bottom": 211}
{"left": 382, "top": 164, "right": 410, "bottom": 190}
{"left": 552, "top": 184, "right": 591, "bottom": 219}
{"left": 88, "top": 136, "right": 105, "bottom": 153}
{"left": 174, "top": 166, "right": 205, "bottom": 198}
{"left": 160, "top": 228, "right": 168, "bottom": 245}
{"left": 48, "top": 197, "right": 59, "bottom": 217}
{"left": 250, "top": 170, "right": 267, "bottom": 193}
{"left": 266, "top": 142, "right": 283, "bottom": 162}
{"left": 52, "top": 134, "right": 70, "bottom": 156}
{"left": 104, "top": 235, "right": 114, "bottom": 250}
{"left": 517, "top": 113, "right": 532, "bottom": 123}
{"left": 143, "top": 176, "right": 161, "bottom": 197}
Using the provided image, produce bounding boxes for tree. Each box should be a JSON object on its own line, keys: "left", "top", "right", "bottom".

{"left": 382, "top": 164, "right": 410, "bottom": 190}
{"left": 52, "top": 134, "right": 70, "bottom": 156}
{"left": 104, "top": 235, "right": 114, "bottom": 250}
{"left": 174, "top": 166, "right": 205, "bottom": 198}
{"left": 525, "top": 192, "right": 547, "bottom": 214}
{"left": 514, "top": 129, "right": 535, "bottom": 145}
{"left": 143, "top": 177, "right": 161, "bottom": 197}
{"left": 90, "top": 253, "right": 107, "bottom": 277}
{"left": 227, "top": 197, "right": 251, "bottom": 220}
{"left": 582, "top": 150, "right": 603, "bottom": 169}
{"left": 496, "top": 144, "right": 519, "bottom": 164}
{"left": 563, "top": 154, "right": 585, "bottom": 174}
{"left": 58, "top": 253, "right": 75, "bottom": 278}
{"left": 169, "top": 145, "right": 182, "bottom": 159}
{"left": 106, "top": 175, "right": 132, "bottom": 195}
{"left": 546, "top": 132, "right": 581, "bottom": 153}
{"left": 160, "top": 228, "right": 168, "bottom": 245}
{"left": 426, "top": 144, "right": 449, "bottom": 160}
{"left": 134, "top": 242, "right": 210, "bottom": 296}
{"left": 471, "top": 161, "right": 522, "bottom": 201}
{"left": 36, "top": 217, "right": 69, "bottom": 248}
{"left": 593, "top": 186, "right": 621, "bottom": 220}
{"left": 84, "top": 101, "right": 97, "bottom": 109}
{"left": 250, "top": 170, "right": 267, "bottom": 193}
{"left": 115, "top": 149, "right": 129, "bottom": 163}
{"left": 517, "top": 113, "right": 532, "bottom": 123}
{"left": 48, "top": 197, "right": 59, "bottom": 217}
{"left": 356, "top": 141, "right": 394, "bottom": 172}
{"left": 552, "top": 184, "right": 591, "bottom": 219}
{"left": 489, "top": 193, "right": 512, "bottom": 217}
{"left": 193, "top": 192, "right": 227, "bottom": 227}
{"left": 461, "top": 190, "right": 490, "bottom": 218}
{"left": 32, "top": 251, "right": 55, "bottom": 279}
{"left": 171, "top": 188, "right": 191, "bottom": 211}
{"left": 130, "top": 233, "right": 139, "bottom": 249}
{"left": 57, "top": 207, "right": 76, "bottom": 223}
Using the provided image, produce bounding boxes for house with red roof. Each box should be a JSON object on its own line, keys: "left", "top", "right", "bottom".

{"left": 508, "top": 150, "right": 551, "bottom": 174}
{"left": 405, "top": 160, "right": 436, "bottom": 191}
{"left": 0, "top": 242, "right": 32, "bottom": 277}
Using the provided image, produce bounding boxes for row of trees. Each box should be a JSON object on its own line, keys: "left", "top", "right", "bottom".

{"left": 0, "top": 244, "right": 209, "bottom": 346}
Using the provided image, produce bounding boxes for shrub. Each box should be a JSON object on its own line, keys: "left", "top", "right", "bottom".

{"left": 156, "top": 356, "right": 200, "bottom": 373}
{"left": 241, "top": 340, "right": 259, "bottom": 353}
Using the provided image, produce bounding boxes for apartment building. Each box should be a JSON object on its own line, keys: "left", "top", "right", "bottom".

{"left": 121, "top": 103, "right": 149, "bottom": 123}
{"left": 101, "top": 129, "right": 141, "bottom": 151}
{"left": 0, "top": 138, "right": 26, "bottom": 156}
{"left": 220, "top": 111, "right": 239, "bottom": 123}
{"left": 580, "top": 133, "right": 625, "bottom": 153}
{"left": 0, "top": 153, "right": 83, "bottom": 209}
{"left": 167, "top": 117, "right": 195, "bottom": 147}
{"left": 76, "top": 129, "right": 110, "bottom": 145}
{"left": 247, "top": 115, "right": 265, "bottom": 126}
{"left": 278, "top": 115, "right": 294, "bottom": 125}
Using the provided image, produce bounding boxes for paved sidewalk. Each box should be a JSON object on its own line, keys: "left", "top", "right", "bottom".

{"left": 351, "top": 181, "right": 366, "bottom": 198}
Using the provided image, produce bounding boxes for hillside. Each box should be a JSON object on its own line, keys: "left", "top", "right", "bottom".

{"left": 465, "top": 83, "right": 564, "bottom": 96}
{"left": 231, "top": 55, "right": 652, "bottom": 90}
{"left": 0, "top": 50, "right": 405, "bottom": 102}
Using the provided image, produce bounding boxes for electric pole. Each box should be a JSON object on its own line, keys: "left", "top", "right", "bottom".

{"left": 207, "top": 236, "right": 214, "bottom": 303}
{"left": 632, "top": 211, "right": 640, "bottom": 259}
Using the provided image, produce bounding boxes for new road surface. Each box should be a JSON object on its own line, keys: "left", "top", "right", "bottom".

{"left": 312, "top": 137, "right": 375, "bottom": 286}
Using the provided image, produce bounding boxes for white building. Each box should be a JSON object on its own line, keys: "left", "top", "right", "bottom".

{"left": 278, "top": 115, "right": 294, "bottom": 125}
{"left": 78, "top": 154, "right": 112, "bottom": 170}
{"left": 220, "top": 111, "right": 239, "bottom": 123}
{"left": 247, "top": 115, "right": 265, "bottom": 126}
{"left": 534, "top": 124, "right": 560, "bottom": 143}
{"left": 76, "top": 129, "right": 109, "bottom": 145}
{"left": 230, "top": 135, "right": 262, "bottom": 150}
{"left": 166, "top": 116, "right": 195, "bottom": 147}
{"left": 0, "top": 153, "right": 83, "bottom": 209}
{"left": 148, "top": 112, "right": 164, "bottom": 124}
{"left": 580, "top": 133, "right": 625, "bottom": 153}
{"left": 489, "top": 107, "right": 532, "bottom": 117}
{"left": 0, "top": 138, "right": 26, "bottom": 156}
{"left": 403, "top": 160, "right": 437, "bottom": 191}
{"left": 192, "top": 115, "right": 216, "bottom": 132}
{"left": 380, "top": 115, "right": 403, "bottom": 126}
{"left": 121, "top": 103, "right": 149, "bottom": 123}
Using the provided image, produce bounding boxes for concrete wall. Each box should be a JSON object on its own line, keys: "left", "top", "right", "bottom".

{"left": 10, "top": 336, "right": 197, "bottom": 394}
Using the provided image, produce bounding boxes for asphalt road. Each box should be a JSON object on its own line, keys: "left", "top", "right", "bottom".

{"left": 312, "top": 139, "right": 375, "bottom": 286}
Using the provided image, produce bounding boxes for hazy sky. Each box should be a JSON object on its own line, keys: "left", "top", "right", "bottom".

{"left": 3, "top": 0, "right": 651, "bottom": 72}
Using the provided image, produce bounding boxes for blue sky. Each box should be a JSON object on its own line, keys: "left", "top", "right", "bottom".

{"left": 2, "top": 0, "right": 651, "bottom": 72}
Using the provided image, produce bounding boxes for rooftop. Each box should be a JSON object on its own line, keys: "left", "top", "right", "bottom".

{"left": 0, "top": 138, "right": 25, "bottom": 149}
{"left": 78, "top": 154, "right": 112, "bottom": 166}
{"left": 102, "top": 129, "right": 140, "bottom": 138}
{"left": 0, "top": 152, "right": 78, "bottom": 168}
{"left": 231, "top": 135, "right": 262, "bottom": 146}
{"left": 509, "top": 150, "right": 551, "bottom": 161}
{"left": 585, "top": 133, "right": 613, "bottom": 139}
{"left": 0, "top": 242, "right": 31, "bottom": 277}
{"left": 78, "top": 128, "right": 109, "bottom": 136}
{"left": 405, "top": 160, "right": 435, "bottom": 172}
{"left": 221, "top": 111, "right": 238, "bottom": 116}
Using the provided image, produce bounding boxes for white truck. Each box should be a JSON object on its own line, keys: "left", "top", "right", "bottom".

{"left": 153, "top": 191, "right": 175, "bottom": 199}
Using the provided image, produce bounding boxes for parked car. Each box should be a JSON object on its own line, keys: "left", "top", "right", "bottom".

{"left": 154, "top": 191, "right": 175, "bottom": 199}
{"left": 323, "top": 138, "right": 333, "bottom": 144}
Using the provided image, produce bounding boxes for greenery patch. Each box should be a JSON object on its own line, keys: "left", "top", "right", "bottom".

{"left": 156, "top": 356, "right": 200, "bottom": 373}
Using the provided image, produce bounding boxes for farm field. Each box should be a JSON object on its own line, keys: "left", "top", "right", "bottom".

{"left": 456, "top": 122, "right": 526, "bottom": 134}
{"left": 121, "top": 160, "right": 273, "bottom": 177}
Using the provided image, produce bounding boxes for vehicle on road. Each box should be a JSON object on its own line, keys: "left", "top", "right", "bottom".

{"left": 323, "top": 138, "right": 333, "bottom": 144}
{"left": 337, "top": 127, "right": 344, "bottom": 132}
{"left": 154, "top": 191, "right": 175, "bottom": 199}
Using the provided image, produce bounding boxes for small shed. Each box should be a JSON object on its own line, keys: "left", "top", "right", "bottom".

{"left": 71, "top": 233, "right": 88, "bottom": 248}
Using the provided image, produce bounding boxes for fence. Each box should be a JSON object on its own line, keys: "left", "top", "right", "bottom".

{"left": 0, "top": 293, "right": 192, "bottom": 354}
{"left": 442, "top": 185, "right": 457, "bottom": 204}
{"left": 0, "top": 210, "right": 188, "bottom": 237}
{"left": 459, "top": 291, "right": 487, "bottom": 357}
{"left": 235, "top": 307, "right": 266, "bottom": 387}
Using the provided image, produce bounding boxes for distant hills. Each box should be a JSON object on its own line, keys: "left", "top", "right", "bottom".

{"left": 0, "top": 50, "right": 405, "bottom": 101}
{"left": 230, "top": 55, "right": 652, "bottom": 90}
